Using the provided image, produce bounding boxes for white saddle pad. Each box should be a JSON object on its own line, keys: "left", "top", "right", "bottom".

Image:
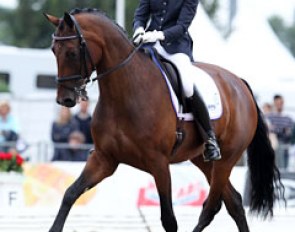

{"left": 163, "top": 66, "right": 222, "bottom": 121}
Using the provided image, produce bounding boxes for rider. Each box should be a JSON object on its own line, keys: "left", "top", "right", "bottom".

{"left": 133, "top": 0, "right": 221, "bottom": 162}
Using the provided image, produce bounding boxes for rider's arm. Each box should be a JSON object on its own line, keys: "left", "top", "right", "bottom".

{"left": 163, "top": 0, "right": 198, "bottom": 43}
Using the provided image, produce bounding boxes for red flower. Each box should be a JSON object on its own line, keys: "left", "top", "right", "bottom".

{"left": 0, "top": 152, "right": 5, "bottom": 159}
{"left": 0, "top": 151, "right": 24, "bottom": 173}
{"left": 0, "top": 152, "right": 12, "bottom": 160}
{"left": 16, "top": 155, "right": 24, "bottom": 166}
{"left": 6, "top": 153, "right": 12, "bottom": 160}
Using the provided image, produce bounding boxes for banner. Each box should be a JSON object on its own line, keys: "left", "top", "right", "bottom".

{"left": 0, "top": 162, "right": 251, "bottom": 211}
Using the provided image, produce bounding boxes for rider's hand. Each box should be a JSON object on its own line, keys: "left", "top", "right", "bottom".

{"left": 142, "top": 30, "right": 165, "bottom": 43}
{"left": 133, "top": 27, "right": 145, "bottom": 45}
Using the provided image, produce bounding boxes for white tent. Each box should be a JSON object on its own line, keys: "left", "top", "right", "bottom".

{"left": 224, "top": 0, "right": 295, "bottom": 112}
{"left": 190, "top": 6, "right": 228, "bottom": 66}
{"left": 189, "top": 1, "right": 295, "bottom": 115}
{"left": 226, "top": 1, "right": 295, "bottom": 80}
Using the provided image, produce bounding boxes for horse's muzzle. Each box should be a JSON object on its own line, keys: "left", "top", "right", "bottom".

{"left": 56, "top": 98, "right": 76, "bottom": 108}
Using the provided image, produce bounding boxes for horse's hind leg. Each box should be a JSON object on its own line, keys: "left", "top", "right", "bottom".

{"left": 190, "top": 156, "right": 223, "bottom": 231}
{"left": 49, "top": 151, "right": 118, "bottom": 232}
{"left": 222, "top": 182, "right": 249, "bottom": 232}
{"left": 191, "top": 153, "right": 249, "bottom": 232}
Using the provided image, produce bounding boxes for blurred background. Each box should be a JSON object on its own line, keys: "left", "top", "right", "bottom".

{"left": 0, "top": 1, "right": 295, "bottom": 231}
{"left": 0, "top": 0, "right": 295, "bottom": 162}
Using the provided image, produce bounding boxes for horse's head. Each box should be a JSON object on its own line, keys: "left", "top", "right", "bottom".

{"left": 44, "top": 11, "right": 101, "bottom": 107}
{"left": 45, "top": 9, "right": 137, "bottom": 107}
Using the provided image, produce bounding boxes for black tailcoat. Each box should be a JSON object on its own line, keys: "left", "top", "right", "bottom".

{"left": 134, "top": 0, "right": 199, "bottom": 60}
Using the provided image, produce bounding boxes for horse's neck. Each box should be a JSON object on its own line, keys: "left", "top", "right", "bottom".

{"left": 100, "top": 58, "right": 172, "bottom": 126}
{"left": 97, "top": 38, "right": 164, "bottom": 107}
{"left": 100, "top": 34, "right": 132, "bottom": 71}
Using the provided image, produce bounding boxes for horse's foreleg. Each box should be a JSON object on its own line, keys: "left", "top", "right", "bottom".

{"left": 222, "top": 182, "right": 249, "bottom": 232}
{"left": 148, "top": 156, "right": 178, "bottom": 232}
{"left": 49, "top": 151, "right": 118, "bottom": 232}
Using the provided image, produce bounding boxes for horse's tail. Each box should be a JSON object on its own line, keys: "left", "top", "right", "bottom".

{"left": 242, "top": 79, "right": 284, "bottom": 218}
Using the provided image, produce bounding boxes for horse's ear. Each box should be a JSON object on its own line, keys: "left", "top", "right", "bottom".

{"left": 64, "top": 12, "right": 74, "bottom": 28}
{"left": 43, "top": 13, "right": 60, "bottom": 27}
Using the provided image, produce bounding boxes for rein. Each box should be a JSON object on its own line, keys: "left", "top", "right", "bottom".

{"left": 52, "top": 14, "right": 141, "bottom": 92}
{"left": 91, "top": 44, "right": 140, "bottom": 82}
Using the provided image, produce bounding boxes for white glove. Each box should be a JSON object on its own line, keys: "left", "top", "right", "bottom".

{"left": 133, "top": 27, "right": 145, "bottom": 45}
{"left": 142, "top": 30, "right": 165, "bottom": 43}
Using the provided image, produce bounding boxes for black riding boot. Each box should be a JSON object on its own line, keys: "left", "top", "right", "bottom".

{"left": 189, "top": 86, "right": 221, "bottom": 162}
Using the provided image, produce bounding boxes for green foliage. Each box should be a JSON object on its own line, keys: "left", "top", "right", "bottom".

{"left": 200, "top": 0, "right": 219, "bottom": 20}
{"left": 125, "top": 0, "right": 139, "bottom": 37}
{"left": 287, "top": 26, "right": 295, "bottom": 58}
{"left": 0, "top": 1, "right": 216, "bottom": 48}
{"left": 2, "top": 0, "right": 293, "bottom": 59}
{"left": 0, "top": 0, "right": 118, "bottom": 48}
{"left": 269, "top": 15, "right": 295, "bottom": 58}
{"left": 269, "top": 16, "right": 288, "bottom": 45}
{"left": 0, "top": 80, "right": 9, "bottom": 92}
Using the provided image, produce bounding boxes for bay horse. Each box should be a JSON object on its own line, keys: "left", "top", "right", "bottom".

{"left": 45, "top": 9, "right": 283, "bottom": 232}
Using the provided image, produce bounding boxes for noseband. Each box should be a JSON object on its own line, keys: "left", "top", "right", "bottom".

{"left": 52, "top": 14, "right": 141, "bottom": 96}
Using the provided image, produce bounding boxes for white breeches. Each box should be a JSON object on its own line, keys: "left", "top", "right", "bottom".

{"left": 154, "top": 42, "right": 195, "bottom": 97}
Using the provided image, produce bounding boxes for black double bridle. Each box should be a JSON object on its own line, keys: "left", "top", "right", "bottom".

{"left": 52, "top": 14, "right": 95, "bottom": 95}
{"left": 52, "top": 14, "right": 140, "bottom": 96}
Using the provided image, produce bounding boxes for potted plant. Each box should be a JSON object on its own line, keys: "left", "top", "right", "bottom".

{"left": 0, "top": 150, "right": 25, "bottom": 207}
{"left": 0, "top": 151, "right": 24, "bottom": 173}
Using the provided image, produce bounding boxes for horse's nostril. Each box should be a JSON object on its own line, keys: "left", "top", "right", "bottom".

{"left": 63, "top": 98, "right": 76, "bottom": 108}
